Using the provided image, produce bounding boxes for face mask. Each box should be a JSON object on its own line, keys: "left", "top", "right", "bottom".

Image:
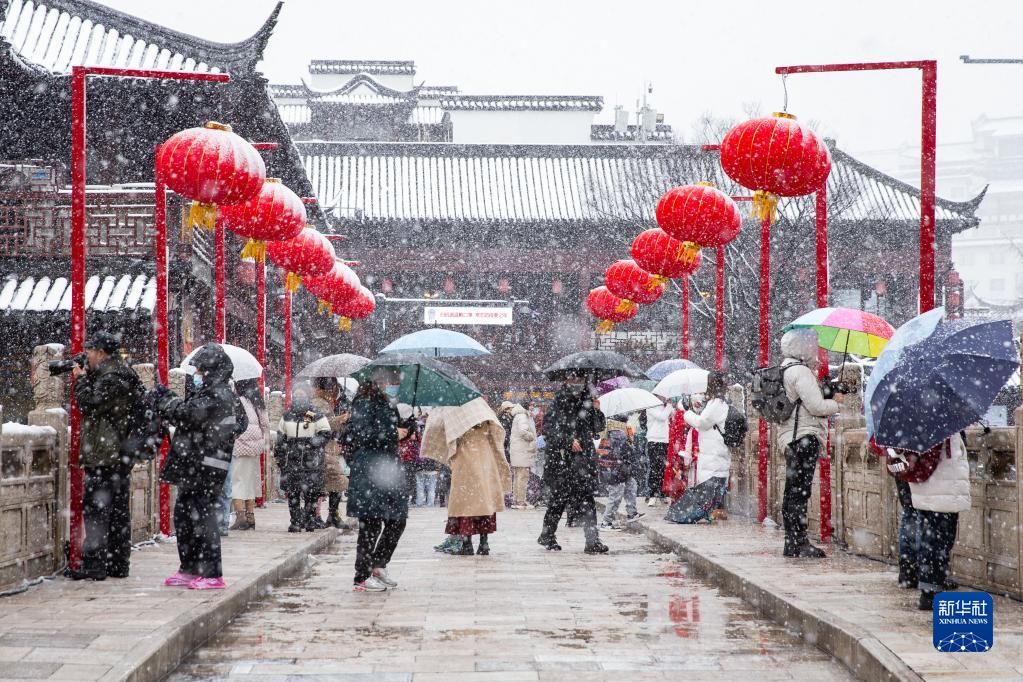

{"left": 192, "top": 374, "right": 203, "bottom": 388}
{"left": 384, "top": 385, "right": 400, "bottom": 399}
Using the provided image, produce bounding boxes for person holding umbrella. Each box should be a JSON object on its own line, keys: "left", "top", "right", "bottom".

{"left": 344, "top": 366, "right": 408, "bottom": 592}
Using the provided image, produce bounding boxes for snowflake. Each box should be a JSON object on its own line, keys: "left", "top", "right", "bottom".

{"left": 936, "top": 632, "right": 990, "bottom": 652}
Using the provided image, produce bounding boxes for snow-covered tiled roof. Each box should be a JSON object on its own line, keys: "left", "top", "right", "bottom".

{"left": 309, "top": 59, "right": 415, "bottom": 75}
{"left": 408, "top": 105, "right": 445, "bottom": 125}
{"left": 0, "top": 0, "right": 280, "bottom": 75}
{"left": 591, "top": 123, "right": 674, "bottom": 142}
{"left": 296, "top": 141, "right": 983, "bottom": 230}
{"left": 439, "top": 94, "right": 603, "bottom": 112}
{"left": 0, "top": 273, "right": 155, "bottom": 313}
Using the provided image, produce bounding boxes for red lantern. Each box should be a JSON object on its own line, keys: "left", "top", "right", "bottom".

{"left": 156, "top": 121, "right": 265, "bottom": 231}
{"left": 219, "top": 178, "right": 306, "bottom": 262}
{"left": 605, "top": 259, "right": 664, "bottom": 309}
{"left": 304, "top": 261, "right": 360, "bottom": 315}
{"left": 631, "top": 229, "right": 703, "bottom": 287}
{"left": 720, "top": 112, "right": 831, "bottom": 222}
{"left": 655, "top": 183, "right": 742, "bottom": 261}
{"left": 266, "top": 228, "right": 335, "bottom": 293}
{"left": 587, "top": 286, "right": 637, "bottom": 333}
{"left": 335, "top": 285, "right": 376, "bottom": 331}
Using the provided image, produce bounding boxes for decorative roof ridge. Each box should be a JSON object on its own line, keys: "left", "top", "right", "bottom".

{"left": 439, "top": 93, "right": 603, "bottom": 111}
{"left": 295, "top": 140, "right": 700, "bottom": 159}
{"left": 270, "top": 74, "right": 419, "bottom": 100}
{"left": 6, "top": 0, "right": 281, "bottom": 74}
{"left": 309, "top": 59, "right": 416, "bottom": 75}
{"left": 829, "top": 146, "right": 985, "bottom": 220}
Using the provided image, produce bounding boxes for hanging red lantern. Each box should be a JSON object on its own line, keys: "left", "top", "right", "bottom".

{"left": 719, "top": 112, "right": 831, "bottom": 222}
{"left": 587, "top": 286, "right": 637, "bottom": 333}
{"left": 304, "top": 261, "right": 360, "bottom": 315}
{"left": 631, "top": 229, "right": 703, "bottom": 287}
{"left": 219, "top": 178, "right": 306, "bottom": 262}
{"left": 156, "top": 121, "right": 265, "bottom": 231}
{"left": 266, "top": 227, "right": 335, "bottom": 293}
{"left": 604, "top": 259, "right": 664, "bottom": 312}
{"left": 335, "top": 285, "right": 376, "bottom": 331}
{"left": 655, "top": 183, "right": 742, "bottom": 262}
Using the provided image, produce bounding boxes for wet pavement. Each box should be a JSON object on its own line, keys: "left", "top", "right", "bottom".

{"left": 167, "top": 508, "right": 854, "bottom": 681}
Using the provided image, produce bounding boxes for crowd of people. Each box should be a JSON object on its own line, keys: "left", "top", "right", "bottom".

{"left": 69, "top": 328, "right": 973, "bottom": 609}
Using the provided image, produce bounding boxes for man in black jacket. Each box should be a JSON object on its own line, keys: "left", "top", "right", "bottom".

{"left": 155, "top": 344, "right": 246, "bottom": 590}
{"left": 538, "top": 375, "right": 609, "bottom": 554}
{"left": 69, "top": 331, "right": 144, "bottom": 581}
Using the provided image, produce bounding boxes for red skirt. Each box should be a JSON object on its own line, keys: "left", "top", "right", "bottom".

{"left": 445, "top": 514, "right": 497, "bottom": 536}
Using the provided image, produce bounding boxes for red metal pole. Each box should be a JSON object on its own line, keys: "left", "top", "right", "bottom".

{"left": 920, "top": 62, "right": 937, "bottom": 313}
{"left": 69, "top": 67, "right": 87, "bottom": 570}
{"left": 815, "top": 186, "right": 832, "bottom": 543}
{"left": 715, "top": 248, "right": 725, "bottom": 371}
{"left": 284, "top": 290, "right": 293, "bottom": 408}
{"left": 681, "top": 277, "right": 690, "bottom": 360}
{"left": 154, "top": 150, "right": 173, "bottom": 536}
{"left": 255, "top": 261, "right": 266, "bottom": 506}
{"left": 215, "top": 220, "right": 226, "bottom": 343}
{"left": 757, "top": 214, "right": 771, "bottom": 523}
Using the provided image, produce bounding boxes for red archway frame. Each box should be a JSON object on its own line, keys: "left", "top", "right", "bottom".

{"left": 71, "top": 66, "right": 231, "bottom": 567}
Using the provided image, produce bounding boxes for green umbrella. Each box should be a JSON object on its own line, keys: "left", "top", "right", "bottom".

{"left": 352, "top": 352, "right": 481, "bottom": 407}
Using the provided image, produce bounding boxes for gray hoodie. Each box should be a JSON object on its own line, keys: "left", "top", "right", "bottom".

{"left": 776, "top": 329, "right": 841, "bottom": 447}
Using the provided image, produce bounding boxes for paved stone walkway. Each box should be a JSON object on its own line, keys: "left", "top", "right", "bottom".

{"left": 167, "top": 508, "right": 853, "bottom": 681}
{"left": 0, "top": 503, "right": 338, "bottom": 682}
{"left": 611, "top": 504, "right": 1023, "bottom": 681}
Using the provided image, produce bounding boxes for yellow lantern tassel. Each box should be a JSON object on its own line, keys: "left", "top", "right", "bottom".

{"left": 316, "top": 299, "right": 332, "bottom": 315}
{"left": 752, "top": 190, "right": 779, "bottom": 224}
{"left": 285, "top": 272, "right": 303, "bottom": 293}
{"left": 674, "top": 241, "right": 701, "bottom": 265}
{"left": 615, "top": 299, "right": 637, "bottom": 314}
{"left": 647, "top": 274, "right": 669, "bottom": 290}
{"left": 595, "top": 320, "right": 615, "bottom": 334}
{"left": 188, "top": 201, "right": 217, "bottom": 232}
{"left": 338, "top": 317, "right": 353, "bottom": 332}
{"left": 239, "top": 239, "right": 266, "bottom": 262}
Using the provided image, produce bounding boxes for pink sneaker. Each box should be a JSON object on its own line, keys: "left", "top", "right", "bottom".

{"left": 163, "top": 571, "right": 197, "bottom": 587}
{"left": 187, "top": 577, "right": 226, "bottom": 590}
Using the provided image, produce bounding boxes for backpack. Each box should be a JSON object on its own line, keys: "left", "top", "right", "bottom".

{"left": 751, "top": 361, "right": 804, "bottom": 423}
{"left": 118, "top": 373, "right": 164, "bottom": 463}
{"left": 715, "top": 405, "right": 749, "bottom": 448}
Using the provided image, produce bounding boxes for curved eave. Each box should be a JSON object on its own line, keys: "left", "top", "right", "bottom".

{"left": 12, "top": 0, "right": 281, "bottom": 75}
{"left": 297, "top": 73, "right": 421, "bottom": 101}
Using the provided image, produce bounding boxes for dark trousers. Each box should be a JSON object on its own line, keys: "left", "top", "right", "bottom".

{"left": 328, "top": 492, "right": 343, "bottom": 519}
{"left": 542, "top": 483, "right": 598, "bottom": 544}
{"left": 918, "top": 510, "right": 959, "bottom": 593}
{"left": 82, "top": 463, "right": 133, "bottom": 576}
{"left": 896, "top": 479, "right": 921, "bottom": 580}
{"left": 174, "top": 482, "right": 224, "bottom": 578}
{"left": 646, "top": 442, "right": 668, "bottom": 499}
{"left": 782, "top": 436, "right": 821, "bottom": 548}
{"left": 287, "top": 488, "right": 318, "bottom": 528}
{"left": 355, "top": 517, "right": 407, "bottom": 583}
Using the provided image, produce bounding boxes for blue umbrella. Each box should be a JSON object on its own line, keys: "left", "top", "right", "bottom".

{"left": 865, "top": 314, "right": 1018, "bottom": 452}
{"left": 646, "top": 359, "right": 702, "bottom": 381}
{"left": 380, "top": 328, "right": 491, "bottom": 358}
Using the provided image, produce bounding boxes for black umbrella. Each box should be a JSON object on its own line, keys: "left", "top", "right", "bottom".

{"left": 543, "top": 351, "right": 647, "bottom": 382}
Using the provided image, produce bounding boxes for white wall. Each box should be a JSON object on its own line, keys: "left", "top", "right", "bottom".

{"left": 448, "top": 110, "right": 595, "bottom": 145}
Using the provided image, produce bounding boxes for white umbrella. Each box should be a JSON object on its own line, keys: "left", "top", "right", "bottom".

{"left": 181, "top": 343, "right": 262, "bottom": 381}
{"left": 653, "top": 368, "right": 709, "bottom": 398}
{"left": 598, "top": 388, "right": 663, "bottom": 417}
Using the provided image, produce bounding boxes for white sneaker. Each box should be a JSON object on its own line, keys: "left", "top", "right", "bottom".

{"left": 354, "top": 576, "right": 389, "bottom": 592}
{"left": 372, "top": 569, "right": 397, "bottom": 588}
{"left": 647, "top": 498, "right": 657, "bottom": 507}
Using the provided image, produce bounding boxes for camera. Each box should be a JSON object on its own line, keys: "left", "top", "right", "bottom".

{"left": 47, "top": 353, "right": 87, "bottom": 376}
{"left": 821, "top": 377, "right": 852, "bottom": 400}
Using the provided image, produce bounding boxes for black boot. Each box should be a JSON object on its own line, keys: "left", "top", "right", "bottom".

{"left": 919, "top": 590, "right": 937, "bottom": 611}
{"left": 898, "top": 558, "right": 919, "bottom": 589}
{"left": 477, "top": 534, "right": 490, "bottom": 556}
{"left": 584, "top": 539, "right": 609, "bottom": 554}
{"left": 783, "top": 542, "right": 826, "bottom": 558}
{"left": 287, "top": 493, "right": 303, "bottom": 532}
{"left": 537, "top": 534, "right": 561, "bottom": 551}
{"left": 454, "top": 536, "right": 474, "bottom": 555}
{"left": 327, "top": 492, "right": 347, "bottom": 529}
{"left": 304, "top": 499, "right": 317, "bottom": 532}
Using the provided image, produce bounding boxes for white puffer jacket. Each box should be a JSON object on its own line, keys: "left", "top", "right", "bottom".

{"left": 645, "top": 403, "right": 674, "bottom": 443}
{"left": 776, "top": 329, "right": 841, "bottom": 448}
{"left": 683, "top": 398, "right": 730, "bottom": 485}
{"left": 508, "top": 405, "right": 538, "bottom": 468}
{"left": 910, "top": 434, "right": 971, "bottom": 513}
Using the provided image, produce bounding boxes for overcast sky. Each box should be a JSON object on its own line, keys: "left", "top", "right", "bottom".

{"left": 102, "top": 0, "right": 1023, "bottom": 173}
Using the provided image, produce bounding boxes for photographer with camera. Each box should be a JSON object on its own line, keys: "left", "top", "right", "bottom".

{"left": 777, "top": 329, "right": 843, "bottom": 559}
{"left": 67, "top": 332, "right": 145, "bottom": 581}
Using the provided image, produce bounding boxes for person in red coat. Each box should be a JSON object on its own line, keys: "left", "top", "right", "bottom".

{"left": 663, "top": 402, "right": 692, "bottom": 502}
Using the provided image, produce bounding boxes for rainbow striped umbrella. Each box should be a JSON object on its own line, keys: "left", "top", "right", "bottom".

{"left": 783, "top": 307, "right": 896, "bottom": 358}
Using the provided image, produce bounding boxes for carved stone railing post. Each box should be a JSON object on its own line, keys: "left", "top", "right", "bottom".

{"left": 28, "top": 344, "right": 69, "bottom": 562}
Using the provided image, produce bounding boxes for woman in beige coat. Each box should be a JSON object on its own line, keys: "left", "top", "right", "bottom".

{"left": 421, "top": 398, "right": 511, "bottom": 556}
{"left": 311, "top": 377, "right": 351, "bottom": 530}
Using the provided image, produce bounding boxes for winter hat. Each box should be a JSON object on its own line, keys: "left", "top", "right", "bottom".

{"left": 85, "top": 331, "right": 121, "bottom": 355}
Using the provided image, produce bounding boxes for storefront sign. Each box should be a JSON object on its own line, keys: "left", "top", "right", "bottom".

{"left": 423, "top": 306, "right": 514, "bottom": 326}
